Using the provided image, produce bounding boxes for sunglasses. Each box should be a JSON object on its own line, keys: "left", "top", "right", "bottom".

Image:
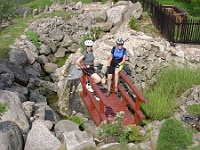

{"left": 87, "top": 46, "right": 92, "bottom": 47}
{"left": 117, "top": 44, "right": 123, "bottom": 46}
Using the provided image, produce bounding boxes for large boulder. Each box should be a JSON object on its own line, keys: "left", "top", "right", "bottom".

{"left": 0, "top": 121, "right": 24, "bottom": 150}
{"left": 0, "top": 90, "right": 30, "bottom": 133}
{"left": 0, "top": 58, "right": 29, "bottom": 86}
{"left": 0, "top": 64, "right": 14, "bottom": 89}
{"left": 24, "top": 121, "right": 61, "bottom": 150}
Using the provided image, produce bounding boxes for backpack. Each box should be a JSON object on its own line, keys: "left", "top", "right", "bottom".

{"left": 111, "top": 46, "right": 127, "bottom": 57}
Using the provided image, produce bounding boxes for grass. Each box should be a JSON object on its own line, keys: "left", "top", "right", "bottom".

{"left": 142, "top": 64, "right": 200, "bottom": 120}
{"left": 0, "top": 102, "right": 7, "bottom": 115}
{"left": 156, "top": 118, "right": 193, "bottom": 150}
{"left": 188, "top": 145, "right": 200, "bottom": 150}
{"left": 21, "top": 0, "right": 66, "bottom": 9}
{"left": 137, "top": 12, "right": 161, "bottom": 38}
{"left": 54, "top": 54, "right": 70, "bottom": 67}
{"left": 0, "top": 11, "right": 73, "bottom": 58}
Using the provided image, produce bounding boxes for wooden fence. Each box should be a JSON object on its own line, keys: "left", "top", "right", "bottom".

{"left": 131, "top": 0, "right": 200, "bottom": 44}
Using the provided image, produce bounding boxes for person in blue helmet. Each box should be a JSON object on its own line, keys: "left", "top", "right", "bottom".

{"left": 106, "top": 38, "right": 128, "bottom": 97}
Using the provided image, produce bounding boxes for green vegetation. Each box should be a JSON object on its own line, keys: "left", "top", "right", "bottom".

{"left": 72, "top": 0, "right": 92, "bottom": 3}
{"left": 68, "top": 116, "right": 85, "bottom": 130}
{"left": 97, "top": 111, "right": 151, "bottom": 144}
{"left": 188, "top": 145, "right": 200, "bottom": 150}
{"left": 0, "top": 102, "right": 7, "bottom": 115}
{"left": 90, "top": 27, "right": 101, "bottom": 41}
{"left": 156, "top": 0, "right": 200, "bottom": 19}
{"left": 128, "top": 16, "right": 138, "bottom": 30}
{"left": 80, "top": 27, "right": 101, "bottom": 52}
{"left": 0, "top": 0, "right": 16, "bottom": 24}
{"left": 21, "top": 0, "right": 66, "bottom": 9}
{"left": 25, "top": 30, "right": 40, "bottom": 49}
{"left": 186, "top": 104, "right": 200, "bottom": 117}
{"left": 142, "top": 64, "right": 200, "bottom": 120}
{"left": 0, "top": 10, "right": 73, "bottom": 58}
{"left": 156, "top": 118, "right": 193, "bottom": 150}
{"left": 54, "top": 53, "right": 70, "bottom": 67}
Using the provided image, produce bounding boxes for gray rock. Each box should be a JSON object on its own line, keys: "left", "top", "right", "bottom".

{"left": 0, "top": 64, "right": 14, "bottom": 89}
{"left": 0, "top": 58, "right": 29, "bottom": 86}
{"left": 43, "top": 62, "right": 58, "bottom": 74}
{"left": 61, "top": 130, "right": 96, "bottom": 150}
{"left": 54, "top": 120, "right": 79, "bottom": 139}
{"left": 0, "top": 90, "right": 30, "bottom": 133}
{"left": 24, "top": 121, "right": 61, "bottom": 150}
{"left": 9, "top": 48, "right": 27, "bottom": 66}
{"left": 0, "top": 121, "right": 24, "bottom": 150}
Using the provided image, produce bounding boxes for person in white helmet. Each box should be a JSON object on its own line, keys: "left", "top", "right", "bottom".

{"left": 76, "top": 40, "right": 101, "bottom": 85}
{"left": 106, "top": 38, "right": 127, "bottom": 97}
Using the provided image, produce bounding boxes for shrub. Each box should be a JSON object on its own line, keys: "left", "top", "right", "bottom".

{"left": 128, "top": 16, "right": 137, "bottom": 30}
{"left": 97, "top": 111, "right": 151, "bottom": 144}
{"left": 90, "top": 27, "right": 101, "bottom": 41}
{"left": 68, "top": 116, "right": 84, "bottom": 130}
{"left": 0, "top": 102, "right": 7, "bottom": 116}
{"left": 156, "top": 118, "right": 193, "bottom": 150}
{"left": 25, "top": 30, "right": 40, "bottom": 49}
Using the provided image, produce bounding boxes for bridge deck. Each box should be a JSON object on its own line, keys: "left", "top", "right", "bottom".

{"left": 82, "top": 90, "right": 135, "bottom": 126}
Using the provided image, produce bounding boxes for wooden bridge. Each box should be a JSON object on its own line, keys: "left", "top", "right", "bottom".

{"left": 80, "top": 71, "right": 149, "bottom": 126}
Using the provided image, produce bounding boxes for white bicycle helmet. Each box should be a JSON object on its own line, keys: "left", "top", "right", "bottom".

{"left": 84, "top": 40, "right": 94, "bottom": 47}
{"left": 116, "top": 38, "right": 124, "bottom": 45}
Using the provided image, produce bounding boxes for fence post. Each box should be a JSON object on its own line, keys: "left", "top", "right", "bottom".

{"left": 134, "top": 96, "right": 141, "bottom": 125}
{"left": 81, "top": 73, "right": 87, "bottom": 97}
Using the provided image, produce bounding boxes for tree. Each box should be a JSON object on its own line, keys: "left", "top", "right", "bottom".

{"left": 0, "top": 0, "right": 16, "bottom": 25}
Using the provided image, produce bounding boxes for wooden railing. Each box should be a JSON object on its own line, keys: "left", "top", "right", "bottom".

{"left": 80, "top": 73, "right": 108, "bottom": 124}
{"left": 80, "top": 70, "right": 149, "bottom": 126}
{"left": 118, "top": 71, "right": 149, "bottom": 125}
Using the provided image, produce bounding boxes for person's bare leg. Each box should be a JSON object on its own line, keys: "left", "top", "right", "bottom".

{"left": 91, "top": 73, "right": 101, "bottom": 83}
{"left": 107, "top": 74, "right": 112, "bottom": 91}
{"left": 114, "top": 68, "right": 120, "bottom": 87}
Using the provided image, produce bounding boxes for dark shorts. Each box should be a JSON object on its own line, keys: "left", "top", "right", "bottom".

{"left": 82, "top": 67, "right": 95, "bottom": 76}
{"left": 107, "top": 58, "right": 121, "bottom": 74}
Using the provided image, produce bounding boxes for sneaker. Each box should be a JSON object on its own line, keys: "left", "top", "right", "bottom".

{"left": 86, "top": 83, "right": 94, "bottom": 92}
{"left": 115, "top": 87, "right": 118, "bottom": 93}
{"left": 106, "top": 91, "right": 111, "bottom": 97}
{"left": 94, "top": 94, "right": 100, "bottom": 101}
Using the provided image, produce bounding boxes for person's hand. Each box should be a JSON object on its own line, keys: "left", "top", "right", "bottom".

{"left": 82, "top": 65, "right": 89, "bottom": 69}
{"left": 116, "top": 64, "right": 120, "bottom": 68}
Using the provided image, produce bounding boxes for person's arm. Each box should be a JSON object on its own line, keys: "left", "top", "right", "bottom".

{"left": 76, "top": 55, "right": 85, "bottom": 69}
{"left": 118, "top": 55, "right": 126, "bottom": 65}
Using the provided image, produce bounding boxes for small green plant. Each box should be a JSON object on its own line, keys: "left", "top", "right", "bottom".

{"left": 156, "top": 118, "right": 193, "bottom": 150}
{"left": 127, "top": 124, "right": 151, "bottom": 143}
{"left": 90, "top": 27, "right": 101, "bottom": 41}
{"left": 128, "top": 16, "right": 138, "bottom": 30}
{"left": 0, "top": 102, "right": 7, "bottom": 116}
{"left": 68, "top": 116, "right": 85, "bottom": 130}
{"left": 97, "top": 111, "right": 126, "bottom": 143}
{"left": 97, "top": 111, "right": 150, "bottom": 144}
{"left": 25, "top": 30, "right": 41, "bottom": 49}
{"left": 80, "top": 27, "right": 101, "bottom": 52}
{"left": 186, "top": 104, "right": 200, "bottom": 117}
